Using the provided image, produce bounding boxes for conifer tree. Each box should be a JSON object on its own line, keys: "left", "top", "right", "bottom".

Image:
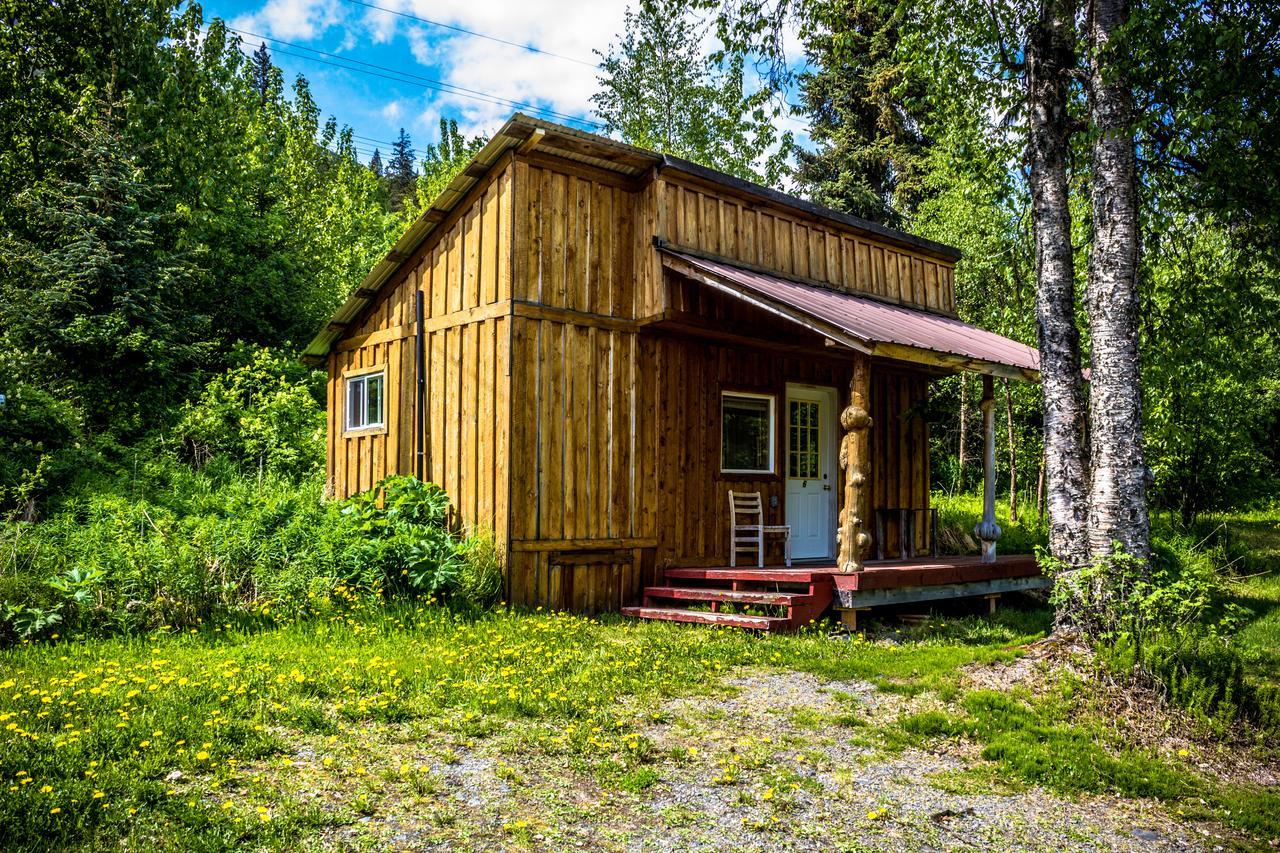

{"left": 387, "top": 127, "right": 417, "bottom": 210}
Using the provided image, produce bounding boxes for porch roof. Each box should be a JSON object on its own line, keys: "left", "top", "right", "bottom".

{"left": 660, "top": 250, "right": 1041, "bottom": 381}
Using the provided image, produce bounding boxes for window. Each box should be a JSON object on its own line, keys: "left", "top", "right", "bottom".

{"left": 345, "top": 370, "right": 385, "bottom": 432}
{"left": 721, "top": 392, "right": 775, "bottom": 474}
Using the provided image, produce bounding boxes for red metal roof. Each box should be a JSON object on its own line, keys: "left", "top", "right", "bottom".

{"left": 662, "top": 251, "right": 1040, "bottom": 378}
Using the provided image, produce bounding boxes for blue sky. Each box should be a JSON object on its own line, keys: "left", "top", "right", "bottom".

{"left": 202, "top": 0, "right": 809, "bottom": 166}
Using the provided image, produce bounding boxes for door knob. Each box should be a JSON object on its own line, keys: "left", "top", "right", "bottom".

{"left": 823, "top": 485, "right": 832, "bottom": 491}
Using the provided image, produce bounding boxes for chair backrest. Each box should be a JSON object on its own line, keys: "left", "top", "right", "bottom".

{"left": 728, "top": 490, "right": 763, "bottom": 525}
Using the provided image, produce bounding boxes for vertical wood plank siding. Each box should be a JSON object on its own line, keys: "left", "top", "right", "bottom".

{"left": 328, "top": 150, "right": 950, "bottom": 613}
{"left": 661, "top": 176, "right": 956, "bottom": 314}
{"left": 326, "top": 164, "right": 514, "bottom": 552}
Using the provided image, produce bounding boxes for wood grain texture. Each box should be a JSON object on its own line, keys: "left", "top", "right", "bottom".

{"left": 658, "top": 176, "right": 956, "bottom": 315}
{"left": 326, "top": 151, "right": 947, "bottom": 613}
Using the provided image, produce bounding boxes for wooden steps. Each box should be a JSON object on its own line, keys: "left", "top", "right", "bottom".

{"left": 622, "top": 566, "right": 835, "bottom": 632}
{"left": 619, "top": 606, "right": 789, "bottom": 631}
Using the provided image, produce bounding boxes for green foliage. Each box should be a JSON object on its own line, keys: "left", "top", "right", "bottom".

{"left": 0, "top": 2, "right": 403, "bottom": 501}
{"left": 0, "top": 467, "right": 495, "bottom": 643}
{"left": 176, "top": 347, "right": 325, "bottom": 478}
{"left": 593, "top": 0, "right": 793, "bottom": 186}
{"left": 337, "top": 476, "right": 463, "bottom": 596}
{"left": 455, "top": 531, "right": 506, "bottom": 611}
{"left": 408, "top": 118, "right": 487, "bottom": 214}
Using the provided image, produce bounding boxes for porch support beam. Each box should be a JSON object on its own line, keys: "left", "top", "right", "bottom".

{"left": 837, "top": 353, "right": 873, "bottom": 573}
{"left": 975, "top": 375, "right": 1002, "bottom": 563}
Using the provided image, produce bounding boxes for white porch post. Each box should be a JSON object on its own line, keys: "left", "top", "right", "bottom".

{"left": 975, "top": 374, "right": 1002, "bottom": 563}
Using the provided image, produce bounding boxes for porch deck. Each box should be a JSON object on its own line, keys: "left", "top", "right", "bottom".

{"left": 621, "top": 554, "right": 1047, "bottom": 632}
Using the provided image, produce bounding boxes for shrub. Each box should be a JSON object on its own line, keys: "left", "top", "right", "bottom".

{"left": 175, "top": 346, "right": 324, "bottom": 478}
{"left": 0, "top": 469, "right": 501, "bottom": 644}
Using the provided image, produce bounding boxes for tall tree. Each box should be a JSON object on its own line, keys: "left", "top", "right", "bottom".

{"left": 250, "top": 41, "right": 273, "bottom": 104}
{"left": 593, "top": 0, "right": 792, "bottom": 185}
{"left": 793, "top": 0, "right": 928, "bottom": 225}
{"left": 1026, "top": 0, "right": 1089, "bottom": 567}
{"left": 1085, "top": 0, "right": 1150, "bottom": 560}
{"left": 387, "top": 127, "right": 417, "bottom": 210}
{"left": 368, "top": 148, "right": 383, "bottom": 178}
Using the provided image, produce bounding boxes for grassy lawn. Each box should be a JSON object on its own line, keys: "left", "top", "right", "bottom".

{"left": 1216, "top": 511, "right": 1280, "bottom": 689}
{"left": 3, "top": 593, "right": 1278, "bottom": 850}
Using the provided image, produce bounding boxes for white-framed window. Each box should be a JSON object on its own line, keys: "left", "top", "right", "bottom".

{"left": 345, "top": 369, "right": 386, "bottom": 432}
{"left": 720, "top": 391, "right": 775, "bottom": 474}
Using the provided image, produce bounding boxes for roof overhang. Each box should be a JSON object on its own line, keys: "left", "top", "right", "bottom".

{"left": 301, "top": 112, "right": 965, "bottom": 365}
{"left": 660, "top": 250, "right": 1040, "bottom": 381}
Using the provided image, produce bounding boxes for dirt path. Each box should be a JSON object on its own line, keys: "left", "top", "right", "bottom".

{"left": 261, "top": 666, "right": 1237, "bottom": 851}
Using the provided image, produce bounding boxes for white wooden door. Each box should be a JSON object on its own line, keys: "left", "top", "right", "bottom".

{"left": 785, "top": 384, "right": 838, "bottom": 561}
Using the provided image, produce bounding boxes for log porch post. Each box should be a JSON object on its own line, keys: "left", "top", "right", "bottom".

{"left": 837, "top": 354, "right": 873, "bottom": 573}
{"left": 975, "top": 374, "right": 1002, "bottom": 563}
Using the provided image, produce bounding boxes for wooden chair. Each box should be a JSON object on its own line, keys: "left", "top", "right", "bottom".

{"left": 728, "top": 490, "right": 792, "bottom": 567}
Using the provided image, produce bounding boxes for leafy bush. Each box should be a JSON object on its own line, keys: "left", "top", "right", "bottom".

{"left": 176, "top": 346, "right": 324, "bottom": 478}
{"left": 0, "top": 468, "right": 502, "bottom": 644}
{"left": 335, "top": 476, "right": 465, "bottom": 595}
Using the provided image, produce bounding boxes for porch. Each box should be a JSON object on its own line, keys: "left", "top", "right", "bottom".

{"left": 618, "top": 251, "right": 1045, "bottom": 631}
{"left": 621, "top": 554, "right": 1047, "bottom": 632}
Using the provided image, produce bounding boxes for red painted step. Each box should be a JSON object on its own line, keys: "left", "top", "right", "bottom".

{"left": 642, "top": 586, "right": 802, "bottom": 606}
{"left": 620, "top": 606, "right": 789, "bottom": 631}
{"left": 663, "top": 567, "right": 827, "bottom": 583}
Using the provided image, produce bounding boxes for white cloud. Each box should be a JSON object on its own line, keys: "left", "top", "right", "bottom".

{"left": 231, "top": 0, "right": 344, "bottom": 40}
{"left": 233, "top": 0, "right": 809, "bottom": 150}
{"left": 381, "top": 100, "right": 403, "bottom": 121}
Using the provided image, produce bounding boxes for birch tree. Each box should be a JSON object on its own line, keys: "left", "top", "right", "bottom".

{"left": 1026, "top": 0, "right": 1090, "bottom": 567}
{"left": 1084, "top": 0, "right": 1151, "bottom": 560}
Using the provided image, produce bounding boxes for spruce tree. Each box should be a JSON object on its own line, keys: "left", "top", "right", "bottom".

{"left": 792, "top": 0, "right": 928, "bottom": 226}
{"left": 368, "top": 148, "right": 383, "bottom": 178}
{"left": 387, "top": 128, "right": 417, "bottom": 210}
{"left": 251, "top": 42, "right": 273, "bottom": 105}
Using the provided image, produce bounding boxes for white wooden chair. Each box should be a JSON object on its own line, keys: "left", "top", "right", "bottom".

{"left": 728, "top": 490, "right": 792, "bottom": 567}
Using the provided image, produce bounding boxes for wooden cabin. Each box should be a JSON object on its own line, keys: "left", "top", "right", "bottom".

{"left": 302, "top": 114, "right": 1046, "bottom": 630}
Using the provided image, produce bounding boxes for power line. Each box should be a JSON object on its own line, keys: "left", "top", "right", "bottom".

{"left": 230, "top": 26, "right": 604, "bottom": 130}
{"left": 341, "top": 0, "right": 598, "bottom": 68}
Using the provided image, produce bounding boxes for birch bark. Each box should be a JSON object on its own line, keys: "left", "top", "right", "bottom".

{"left": 1027, "top": 0, "right": 1090, "bottom": 566}
{"left": 1085, "top": 0, "right": 1151, "bottom": 560}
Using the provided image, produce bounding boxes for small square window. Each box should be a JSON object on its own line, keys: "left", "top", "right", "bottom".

{"left": 721, "top": 392, "right": 774, "bottom": 474}
{"left": 345, "top": 370, "right": 385, "bottom": 432}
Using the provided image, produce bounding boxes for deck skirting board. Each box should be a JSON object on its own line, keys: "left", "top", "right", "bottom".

{"left": 834, "top": 575, "right": 1050, "bottom": 610}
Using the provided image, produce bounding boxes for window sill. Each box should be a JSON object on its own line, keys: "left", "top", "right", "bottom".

{"left": 342, "top": 425, "right": 388, "bottom": 438}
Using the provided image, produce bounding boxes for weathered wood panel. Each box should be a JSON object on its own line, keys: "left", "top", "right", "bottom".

{"left": 658, "top": 176, "right": 956, "bottom": 315}
{"left": 513, "top": 159, "right": 640, "bottom": 316}
{"left": 325, "top": 164, "right": 515, "bottom": 550}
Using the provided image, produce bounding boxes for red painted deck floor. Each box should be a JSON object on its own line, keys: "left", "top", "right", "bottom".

{"left": 621, "top": 554, "right": 1042, "bottom": 632}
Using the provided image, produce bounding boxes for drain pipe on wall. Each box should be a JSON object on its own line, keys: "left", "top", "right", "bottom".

{"left": 415, "top": 290, "right": 426, "bottom": 481}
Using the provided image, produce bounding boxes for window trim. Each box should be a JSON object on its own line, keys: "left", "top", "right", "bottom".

{"left": 719, "top": 390, "right": 776, "bottom": 475}
{"left": 343, "top": 366, "right": 387, "bottom": 435}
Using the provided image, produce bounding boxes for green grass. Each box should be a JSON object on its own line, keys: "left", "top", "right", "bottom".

{"left": 0, "top": 603, "right": 1042, "bottom": 849}
{"left": 932, "top": 492, "right": 1049, "bottom": 555}
{"left": 3, "top": 556, "right": 1279, "bottom": 848}
{"left": 1215, "top": 511, "right": 1280, "bottom": 686}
